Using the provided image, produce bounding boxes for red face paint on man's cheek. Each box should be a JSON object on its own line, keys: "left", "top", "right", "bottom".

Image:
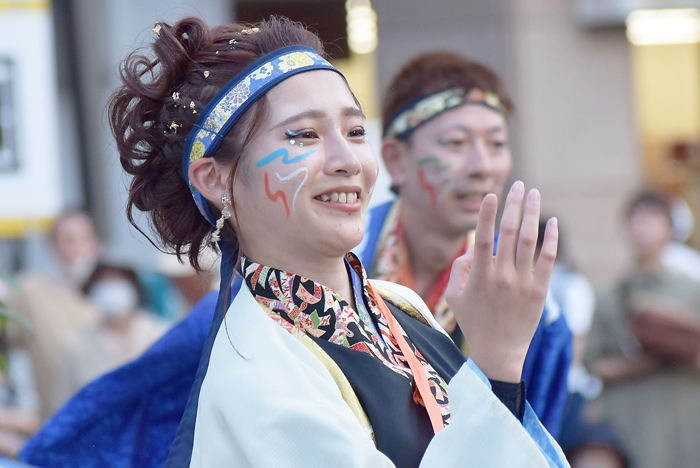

{"left": 418, "top": 168, "right": 438, "bottom": 207}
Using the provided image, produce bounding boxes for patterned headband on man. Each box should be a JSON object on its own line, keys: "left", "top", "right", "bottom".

{"left": 181, "top": 45, "right": 344, "bottom": 226}
{"left": 384, "top": 87, "right": 508, "bottom": 140}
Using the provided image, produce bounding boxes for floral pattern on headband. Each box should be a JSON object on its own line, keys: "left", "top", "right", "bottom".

{"left": 188, "top": 50, "right": 331, "bottom": 166}
{"left": 278, "top": 52, "right": 316, "bottom": 73}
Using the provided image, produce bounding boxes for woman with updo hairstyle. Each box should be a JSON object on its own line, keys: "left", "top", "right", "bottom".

{"left": 356, "top": 52, "right": 573, "bottom": 437}
{"left": 24, "top": 17, "right": 568, "bottom": 468}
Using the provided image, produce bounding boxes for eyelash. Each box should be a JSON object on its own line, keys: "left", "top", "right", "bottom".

{"left": 285, "top": 129, "right": 316, "bottom": 140}
{"left": 285, "top": 127, "right": 367, "bottom": 141}
{"left": 348, "top": 127, "right": 366, "bottom": 138}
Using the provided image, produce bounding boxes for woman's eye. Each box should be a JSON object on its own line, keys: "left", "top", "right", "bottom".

{"left": 348, "top": 127, "right": 366, "bottom": 138}
{"left": 491, "top": 140, "right": 508, "bottom": 149}
{"left": 285, "top": 129, "right": 318, "bottom": 141}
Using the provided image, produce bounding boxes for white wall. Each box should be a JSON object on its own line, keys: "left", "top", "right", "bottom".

{"left": 0, "top": 8, "right": 62, "bottom": 220}
{"left": 70, "top": 0, "right": 233, "bottom": 265}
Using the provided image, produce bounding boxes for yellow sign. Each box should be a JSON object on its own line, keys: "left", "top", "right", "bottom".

{"left": 0, "top": 1, "right": 49, "bottom": 11}
{"left": 0, "top": 217, "right": 54, "bottom": 238}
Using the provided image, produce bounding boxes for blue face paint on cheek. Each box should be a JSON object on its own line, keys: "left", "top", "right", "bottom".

{"left": 256, "top": 148, "right": 316, "bottom": 167}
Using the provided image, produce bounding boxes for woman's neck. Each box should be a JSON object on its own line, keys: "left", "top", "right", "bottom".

{"left": 399, "top": 202, "right": 466, "bottom": 297}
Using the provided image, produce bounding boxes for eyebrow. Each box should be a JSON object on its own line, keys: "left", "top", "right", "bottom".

{"left": 451, "top": 125, "right": 507, "bottom": 135}
{"left": 272, "top": 106, "right": 366, "bottom": 130}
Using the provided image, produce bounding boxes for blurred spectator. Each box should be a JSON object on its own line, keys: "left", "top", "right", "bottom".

{"left": 7, "top": 210, "right": 100, "bottom": 420}
{"left": 663, "top": 196, "right": 700, "bottom": 283}
{"left": 584, "top": 190, "right": 700, "bottom": 468}
{"left": 48, "top": 209, "right": 100, "bottom": 287}
{"left": 64, "top": 263, "right": 168, "bottom": 392}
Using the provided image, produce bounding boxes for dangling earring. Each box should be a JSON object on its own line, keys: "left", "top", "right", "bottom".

{"left": 211, "top": 194, "right": 232, "bottom": 242}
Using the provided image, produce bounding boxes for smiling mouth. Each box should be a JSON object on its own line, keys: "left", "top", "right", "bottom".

{"left": 314, "top": 191, "right": 360, "bottom": 204}
{"left": 455, "top": 192, "right": 486, "bottom": 202}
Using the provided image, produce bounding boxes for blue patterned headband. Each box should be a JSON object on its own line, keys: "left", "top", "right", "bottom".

{"left": 182, "top": 45, "right": 343, "bottom": 225}
{"left": 384, "top": 87, "right": 508, "bottom": 139}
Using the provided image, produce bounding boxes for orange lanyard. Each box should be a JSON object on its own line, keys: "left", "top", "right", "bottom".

{"left": 368, "top": 283, "right": 445, "bottom": 435}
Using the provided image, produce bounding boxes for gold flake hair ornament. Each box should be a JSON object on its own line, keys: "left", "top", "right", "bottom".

{"left": 168, "top": 121, "right": 180, "bottom": 133}
{"left": 203, "top": 71, "right": 210, "bottom": 78}
{"left": 241, "top": 27, "right": 260, "bottom": 34}
{"left": 384, "top": 87, "right": 508, "bottom": 139}
{"left": 152, "top": 24, "right": 162, "bottom": 36}
{"left": 172, "top": 91, "right": 180, "bottom": 101}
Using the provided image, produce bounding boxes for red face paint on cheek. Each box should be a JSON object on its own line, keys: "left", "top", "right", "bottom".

{"left": 264, "top": 172, "right": 290, "bottom": 217}
{"left": 417, "top": 168, "right": 438, "bottom": 207}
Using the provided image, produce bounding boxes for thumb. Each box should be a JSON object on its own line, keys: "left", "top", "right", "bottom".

{"left": 446, "top": 244, "right": 474, "bottom": 304}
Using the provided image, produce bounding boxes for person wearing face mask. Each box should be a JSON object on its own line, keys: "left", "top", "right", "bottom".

{"left": 355, "top": 53, "right": 572, "bottom": 436}
{"left": 63, "top": 264, "right": 168, "bottom": 393}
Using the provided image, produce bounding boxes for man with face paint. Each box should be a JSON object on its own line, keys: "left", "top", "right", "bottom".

{"left": 355, "top": 52, "right": 572, "bottom": 436}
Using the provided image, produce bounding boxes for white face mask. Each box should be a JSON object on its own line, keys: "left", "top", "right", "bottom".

{"left": 88, "top": 278, "right": 139, "bottom": 319}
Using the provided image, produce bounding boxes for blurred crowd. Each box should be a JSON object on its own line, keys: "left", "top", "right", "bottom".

{"left": 0, "top": 210, "right": 218, "bottom": 457}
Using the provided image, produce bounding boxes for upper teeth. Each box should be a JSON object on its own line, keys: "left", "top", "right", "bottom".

{"left": 320, "top": 192, "right": 357, "bottom": 203}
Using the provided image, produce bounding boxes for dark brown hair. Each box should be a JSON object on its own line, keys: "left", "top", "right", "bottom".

{"left": 382, "top": 52, "right": 514, "bottom": 141}
{"left": 625, "top": 190, "right": 673, "bottom": 226}
{"left": 109, "top": 16, "right": 325, "bottom": 270}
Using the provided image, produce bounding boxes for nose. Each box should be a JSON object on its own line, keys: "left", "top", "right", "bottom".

{"left": 461, "top": 139, "right": 490, "bottom": 178}
{"left": 322, "top": 135, "right": 362, "bottom": 177}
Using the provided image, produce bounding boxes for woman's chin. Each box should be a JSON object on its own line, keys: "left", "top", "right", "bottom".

{"left": 313, "top": 230, "right": 365, "bottom": 257}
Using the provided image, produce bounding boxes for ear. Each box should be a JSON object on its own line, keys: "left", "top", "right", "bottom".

{"left": 381, "top": 137, "right": 411, "bottom": 188}
{"left": 188, "top": 157, "right": 230, "bottom": 211}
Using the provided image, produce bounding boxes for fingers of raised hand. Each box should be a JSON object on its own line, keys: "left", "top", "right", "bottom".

{"left": 471, "top": 193, "right": 498, "bottom": 272}
{"left": 515, "top": 189, "right": 541, "bottom": 274}
{"left": 495, "top": 181, "right": 525, "bottom": 271}
{"left": 533, "top": 217, "right": 558, "bottom": 290}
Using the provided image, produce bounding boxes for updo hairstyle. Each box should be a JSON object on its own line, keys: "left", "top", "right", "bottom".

{"left": 109, "top": 17, "right": 325, "bottom": 270}
{"left": 382, "top": 52, "right": 514, "bottom": 142}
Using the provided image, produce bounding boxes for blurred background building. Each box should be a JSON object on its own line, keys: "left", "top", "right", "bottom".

{"left": 1, "top": 0, "right": 699, "bottom": 288}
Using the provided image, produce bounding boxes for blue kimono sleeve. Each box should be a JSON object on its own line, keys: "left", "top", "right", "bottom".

{"left": 521, "top": 298, "right": 572, "bottom": 439}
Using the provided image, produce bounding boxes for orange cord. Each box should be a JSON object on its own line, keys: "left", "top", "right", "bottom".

{"left": 369, "top": 284, "right": 445, "bottom": 434}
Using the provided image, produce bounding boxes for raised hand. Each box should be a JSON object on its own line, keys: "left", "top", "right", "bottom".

{"left": 445, "top": 181, "right": 558, "bottom": 383}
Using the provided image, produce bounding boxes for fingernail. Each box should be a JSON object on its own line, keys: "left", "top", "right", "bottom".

{"left": 550, "top": 217, "right": 558, "bottom": 232}
{"left": 527, "top": 189, "right": 540, "bottom": 203}
{"left": 511, "top": 180, "right": 524, "bottom": 195}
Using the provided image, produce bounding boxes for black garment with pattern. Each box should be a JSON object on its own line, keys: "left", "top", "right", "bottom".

{"left": 310, "top": 300, "right": 466, "bottom": 468}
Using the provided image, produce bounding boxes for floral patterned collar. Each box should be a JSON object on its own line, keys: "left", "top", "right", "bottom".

{"left": 240, "top": 252, "right": 451, "bottom": 425}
